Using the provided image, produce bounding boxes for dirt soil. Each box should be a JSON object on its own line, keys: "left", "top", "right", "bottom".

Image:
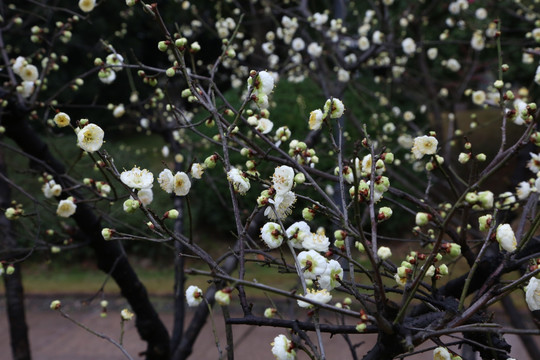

{"left": 0, "top": 294, "right": 538, "bottom": 360}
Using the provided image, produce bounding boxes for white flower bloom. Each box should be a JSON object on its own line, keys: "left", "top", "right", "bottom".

{"left": 309, "top": 109, "right": 324, "bottom": 130}
{"left": 173, "top": 171, "right": 191, "bottom": 196}
{"left": 137, "top": 188, "right": 153, "bottom": 206}
{"left": 272, "top": 166, "right": 294, "bottom": 195}
{"left": 42, "top": 180, "right": 62, "bottom": 198}
{"left": 271, "top": 334, "right": 296, "bottom": 360}
{"left": 106, "top": 53, "right": 124, "bottom": 72}
{"left": 358, "top": 36, "right": 370, "bottom": 51}
{"left": 260, "top": 222, "right": 284, "bottom": 249}
{"left": 291, "top": 37, "right": 305, "bottom": 51}
{"left": 20, "top": 64, "right": 39, "bottom": 82}
{"left": 265, "top": 191, "right": 296, "bottom": 220}
{"left": 398, "top": 134, "right": 414, "bottom": 149}
{"left": 427, "top": 47, "right": 438, "bottom": 60}
{"left": 120, "top": 167, "right": 154, "bottom": 189}
{"left": 433, "top": 346, "right": 451, "bottom": 360}
{"left": 472, "top": 90, "right": 486, "bottom": 105}
{"left": 475, "top": 7, "right": 487, "bottom": 20}
{"left": 53, "top": 112, "right": 71, "bottom": 127}
{"left": 297, "top": 288, "right": 332, "bottom": 308}
{"left": 99, "top": 68, "right": 116, "bottom": 84}
{"left": 77, "top": 123, "right": 104, "bottom": 153}
{"left": 446, "top": 58, "right": 461, "bottom": 72}
{"left": 79, "top": 0, "right": 96, "bottom": 12}
{"left": 18, "top": 81, "right": 35, "bottom": 98}
{"left": 297, "top": 250, "right": 327, "bottom": 279}
{"left": 286, "top": 221, "right": 311, "bottom": 249}
{"left": 319, "top": 259, "right": 343, "bottom": 290}
{"left": 478, "top": 190, "right": 494, "bottom": 209}
{"left": 12, "top": 56, "right": 26, "bottom": 75}
{"left": 57, "top": 198, "right": 77, "bottom": 218}
{"left": 471, "top": 30, "right": 485, "bottom": 51}
{"left": 411, "top": 135, "right": 438, "bottom": 159}
{"left": 525, "top": 277, "right": 540, "bottom": 311}
{"left": 312, "top": 12, "right": 328, "bottom": 26}
{"left": 190, "top": 163, "right": 204, "bottom": 179}
{"left": 227, "top": 168, "right": 250, "bottom": 195}
{"left": 401, "top": 37, "right": 416, "bottom": 55}
{"left": 496, "top": 224, "right": 517, "bottom": 252}
{"left": 377, "top": 246, "right": 392, "bottom": 260}
{"left": 302, "top": 232, "right": 329, "bottom": 252}
{"left": 185, "top": 285, "right": 203, "bottom": 307}
{"left": 528, "top": 153, "right": 540, "bottom": 173}
{"left": 372, "top": 30, "right": 384, "bottom": 44}
{"left": 256, "top": 117, "right": 274, "bottom": 134}
{"left": 516, "top": 181, "right": 532, "bottom": 200}
{"left": 158, "top": 169, "right": 174, "bottom": 193}
{"left": 324, "top": 98, "right": 345, "bottom": 119}
{"left": 307, "top": 42, "right": 323, "bottom": 57}
{"left": 337, "top": 68, "right": 350, "bottom": 83}
{"left": 112, "top": 104, "right": 125, "bottom": 118}
{"left": 254, "top": 71, "right": 274, "bottom": 95}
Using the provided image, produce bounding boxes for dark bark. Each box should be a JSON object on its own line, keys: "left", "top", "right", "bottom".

{"left": 3, "top": 104, "right": 170, "bottom": 360}
{"left": 0, "top": 146, "right": 31, "bottom": 360}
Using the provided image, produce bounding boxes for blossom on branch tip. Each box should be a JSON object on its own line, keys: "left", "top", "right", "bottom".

{"left": 57, "top": 198, "right": 76, "bottom": 218}
{"left": 260, "top": 222, "right": 284, "bottom": 249}
{"left": 496, "top": 224, "right": 517, "bottom": 253}
{"left": 308, "top": 109, "right": 324, "bottom": 130}
{"left": 53, "top": 112, "right": 71, "bottom": 127}
{"left": 411, "top": 135, "right": 438, "bottom": 159}
{"left": 264, "top": 191, "right": 296, "bottom": 220}
{"left": 227, "top": 168, "right": 250, "bottom": 195}
{"left": 525, "top": 277, "right": 540, "bottom": 311}
{"left": 319, "top": 259, "right": 343, "bottom": 290}
{"left": 271, "top": 334, "right": 295, "bottom": 360}
{"left": 297, "top": 250, "right": 327, "bottom": 279}
{"left": 120, "top": 167, "right": 154, "bottom": 190}
{"left": 302, "top": 231, "right": 329, "bottom": 252}
{"left": 173, "top": 172, "right": 191, "bottom": 196}
{"left": 77, "top": 123, "right": 104, "bottom": 153}
{"left": 323, "top": 98, "right": 345, "bottom": 119}
{"left": 185, "top": 285, "right": 203, "bottom": 307}
{"left": 272, "top": 165, "right": 294, "bottom": 195}
{"left": 286, "top": 221, "right": 311, "bottom": 249}
{"left": 215, "top": 289, "right": 231, "bottom": 306}
{"left": 433, "top": 346, "right": 451, "bottom": 360}
{"left": 297, "top": 288, "right": 332, "bottom": 308}
{"left": 78, "top": 0, "right": 96, "bottom": 12}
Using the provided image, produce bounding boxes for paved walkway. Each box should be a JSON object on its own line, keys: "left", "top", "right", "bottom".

{"left": 0, "top": 295, "right": 537, "bottom": 359}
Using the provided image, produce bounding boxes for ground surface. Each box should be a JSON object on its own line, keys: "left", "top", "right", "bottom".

{"left": 0, "top": 294, "right": 538, "bottom": 360}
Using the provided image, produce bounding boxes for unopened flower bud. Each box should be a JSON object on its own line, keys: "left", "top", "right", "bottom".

{"left": 50, "top": 300, "right": 61, "bottom": 310}
{"left": 215, "top": 289, "right": 231, "bottom": 306}
{"left": 101, "top": 228, "right": 114, "bottom": 240}
{"left": 264, "top": 307, "right": 277, "bottom": 318}
{"left": 294, "top": 173, "right": 305, "bottom": 184}
{"left": 165, "top": 209, "right": 179, "bottom": 219}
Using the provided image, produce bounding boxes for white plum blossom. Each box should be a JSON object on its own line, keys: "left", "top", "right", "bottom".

{"left": 319, "top": 259, "right": 343, "bottom": 290}
{"left": 337, "top": 68, "right": 350, "bottom": 82}
{"left": 106, "top": 53, "right": 124, "bottom": 72}
{"left": 112, "top": 104, "right": 125, "bottom": 118}
{"left": 309, "top": 109, "right": 324, "bottom": 130}
{"left": 173, "top": 172, "right": 191, "bottom": 196}
{"left": 471, "top": 30, "right": 485, "bottom": 51}
{"left": 527, "top": 153, "right": 540, "bottom": 173}
{"left": 77, "top": 123, "right": 105, "bottom": 153}
{"left": 271, "top": 334, "right": 296, "bottom": 360}
{"left": 475, "top": 7, "right": 488, "bottom": 20}
{"left": 516, "top": 181, "right": 533, "bottom": 200}
{"left": 411, "top": 136, "right": 438, "bottom": 159}
{"left": 472, "top": 90, "right": 486, "bottom": 105}
{"left": 256, "top": 117, "right": 274, "bottom": 134}
{"left": 272, "top": 165, "right": 294, "bottom": 195}
{"left": 78, "top": 0, "right": 96, "bottom": 12}
{"left": 53, "top": 112, "right": 71, "bottom": 127}
{"left": 120, "top": 167, "right": 154, "bottom": 190}
{"left": 260, "top": 222, "right": 284, "bottom": 249}
{"left": 401, "top": 37, "right": 416, "bottom": 55}
{"left": 57, "top": 198, "right": 77, "bottom": 218}
{"left": 264, "top": 191, "right": 296, "bottom": 220}
{"left": 302, "top": 232, "right": 329, "bottom": 252}
{"left": 42, "top": 180, "right": 62, "bottom": 198}
{"left": 99, "top": 68, "right": 116, "bottom": 84}
{"left": 297, "top": 288, "right": 332, "bottom": 308}
{"left": 445, "top": 58, "right": 461, "bottom": 72}
{"left": 158, "top": 169, "right": 174, "bottom": 193}
{"left": 496, "top": 224, "right": 517, "bottom": 252}
{"left": 12, "top": 56, "right": 26, "bottom": 75}
{"left": 185, "top": 285, "right": 203, "bottom": 307}
{"left": 427, "top": 47, "right": 438, "bottom": 60}
{"left": 137, "top": 188, "right": 153, "bottom": 206}
{"left": 525, "top": 277, "right": 540, "bottom": 311}
{"left": 377, "top": 246, "right": 392, "bottom": 260}
{"left": 227, "top": 168, "right": 250, "bottom": 195}
{"left": 20, "top": 64, "right": 39, "bottom": 82}
{"left": 433, "top": 346, "right": 451, "bottom": 360}
{"left": 190, "top": 163, "right": 204, "bottom": 179}
{"left": 398, "top": 134, "right": 414, "bottom": 149}
{"left": 18, "top": 81, "right": 35, "bottom": 98}
{"left": 307, "top": 42, "right": 323, "bottom": 57}
{"left": 286, "top": 221, "right": 311, "bottom": 249}
{"left": 297, "top": 250, "right": 327, "bottom": 279}
{"left": 324, "top": 98, "right": 345, "bottom": 118}
{"left": 358, "top": 36, "right": 370, "bottom": 51}
{"left": 291, "top": 37, "right": 305, "bottom": 51}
